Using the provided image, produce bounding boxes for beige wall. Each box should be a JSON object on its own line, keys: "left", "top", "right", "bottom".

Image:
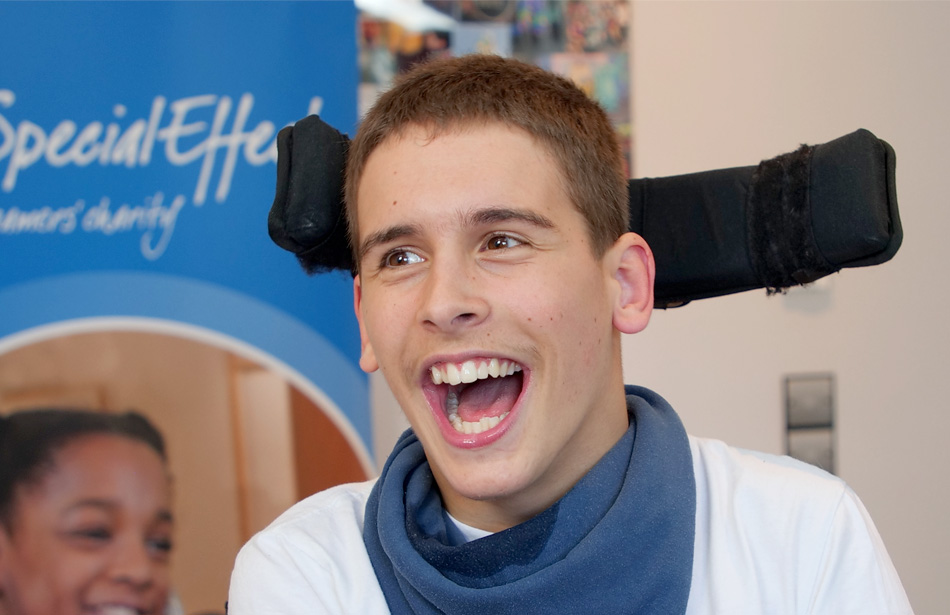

{"left": 626, "top": 2, "right": 949, "bottom": 613}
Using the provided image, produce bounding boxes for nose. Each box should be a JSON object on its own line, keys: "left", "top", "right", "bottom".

{"left": 108, "top": 538, "right": 158, "bottom": 589}
{"left": 418, "top": 256, "right": 489, "bottom": 333}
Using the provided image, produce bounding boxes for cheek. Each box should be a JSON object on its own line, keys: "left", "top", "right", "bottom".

{"left": 517, "top": 271, "right": 608, "bottom": 334}
{"left": 520, "top": 275, "right": 612, "bottom": 382}
{"left": 368, "top": 288, "right": 414, "bottom": 334}
{"left": 364, "top": 299, "right": 419, "bottom": 396}
{"left": 152, "top": 567, "right": 173, "bottom": 601}
{"left": 5, "top": 556, "right": 87, "bottom": 613}
{"left": 367, "top": 309, "right": 409, "bottom": 363}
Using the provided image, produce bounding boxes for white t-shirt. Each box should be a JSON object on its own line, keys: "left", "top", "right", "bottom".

{"left": 228, "top": 436, "right": 913, "bottom": 615}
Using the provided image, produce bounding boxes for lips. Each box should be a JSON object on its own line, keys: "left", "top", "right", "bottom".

{"left": 426, "top": 357, "right": 525, "bottom": 446}
{"left": 85, "top": 605, "right": 150, "bottom": 615}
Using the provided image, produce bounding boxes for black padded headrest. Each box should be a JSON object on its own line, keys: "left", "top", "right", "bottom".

{"left": 631, "top": 129, "right": 901, "bottom": 307}
{"left": 268, "top": 115, "right": 353, "bottom": 273}
{"left": 268, "top": 117, "right": 901, "bottom": 308}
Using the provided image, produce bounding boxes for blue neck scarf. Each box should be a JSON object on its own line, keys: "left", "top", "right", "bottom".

{"left": 363, "top": 386, "right": 696, "bottom": 614}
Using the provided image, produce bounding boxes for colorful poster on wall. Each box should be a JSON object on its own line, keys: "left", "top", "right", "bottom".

{"left": 0, "top": 4, "right": 370, "bottom": 461}
{"left": 359, "top": 0, "right": 633, "bottom": 173}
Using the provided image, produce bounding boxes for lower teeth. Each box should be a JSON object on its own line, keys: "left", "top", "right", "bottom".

{"left": 448, "top": 412, "right": 509, "bottom": 435}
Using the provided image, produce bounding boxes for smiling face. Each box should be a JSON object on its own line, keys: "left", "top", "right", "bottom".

{"left": 354, "top": 123, "right": 654, "bottom": 531}
{"left": 0, "top": 434, "right": 173, "bottom": 615}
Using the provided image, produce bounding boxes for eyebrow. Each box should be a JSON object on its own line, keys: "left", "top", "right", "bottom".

{"left": 469, "top": 206, "right": 555, "bottom": 230}
{"left": 63, "top": 499, "right": 174, "bottom": 524}
{"left": 64, "top": 498, "right": 115, "bottom": 514}
{"left": 357, "top": 206, "right": 556, "bottom": 264}
{"left": 357, "top": 223, "right": 422, "bottom": 265}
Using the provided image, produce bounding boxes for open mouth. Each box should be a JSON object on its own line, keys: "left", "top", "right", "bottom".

{"left": 85, "top": 605, "right": 149, "bottom": 615}
{"left": 429, "top": 358, "right": 524, "bottom": 436}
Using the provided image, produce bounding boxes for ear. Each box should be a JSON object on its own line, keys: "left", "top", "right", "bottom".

{"left": 353, "top": 275, "right": 379, "bottom": 373}
{"left": 605, "top": 232, "right": 655, "bottom": 335}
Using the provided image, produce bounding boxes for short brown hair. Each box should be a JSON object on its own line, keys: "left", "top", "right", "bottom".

{"left": 344, "top": 54, "right": 628, "bottom": 266}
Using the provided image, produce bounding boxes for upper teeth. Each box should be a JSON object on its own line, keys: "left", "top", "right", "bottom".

{"left": 430, "top": 358, "right": 522, "bottom": 386}
{"left": 96, "top": 607, "right": 141, "bottom": 615}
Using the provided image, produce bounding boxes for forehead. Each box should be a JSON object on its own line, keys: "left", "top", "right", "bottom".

{"left": 355, "top": 123, "right": 572, "bottom": 238}
{"left": 16, "top": 434, "right": 170, "bottom": 514}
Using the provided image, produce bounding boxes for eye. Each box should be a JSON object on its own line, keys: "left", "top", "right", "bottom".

{"left": 147, "top": 535, "right": 174, "bottom": 556}
{"left": 66, "top": 526, "right": 113, "bottom": 547}
{"left": 382, "top": 249, "right": 424, "bottom": 268}
{"left": 484, "top": 234, "right": 524, "bottom": 251}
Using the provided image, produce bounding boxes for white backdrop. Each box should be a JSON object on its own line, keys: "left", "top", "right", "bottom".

{"left": 627, "top": 3, "right": 949, "bottom": 613}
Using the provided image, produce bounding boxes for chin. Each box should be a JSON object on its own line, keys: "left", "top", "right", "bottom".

{"left": 440, "top": 456, "right": 539, "bottom": 501}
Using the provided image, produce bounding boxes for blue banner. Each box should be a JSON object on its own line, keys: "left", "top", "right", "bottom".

{"left": 0, "top": 2, "right": 370, "bottom": 460}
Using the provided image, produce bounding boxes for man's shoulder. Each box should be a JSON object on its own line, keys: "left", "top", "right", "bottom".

{"left": 232, "top": 479, "right": 379, "bottom": 589}
{"left": 229, "top": 479, "right": 387, "bottom": 614}
{"left": 237, "top": 478, "right": 378, "bottom": 566}
{"left": 688, "top": 434, "right": 846, "bottom": 500}
{"left": 685, "top": 436, "right": 913, "bottom": 614}
{"left": 261, "top": 478, "right": 378, "bottom": 539}
{"left": 687, "top": 434, "right": 853, "bottom": 567}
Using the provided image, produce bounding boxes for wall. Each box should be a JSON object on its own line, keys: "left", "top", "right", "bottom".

{"left": 626, "top": 3, "right": 950, "bottom": 613}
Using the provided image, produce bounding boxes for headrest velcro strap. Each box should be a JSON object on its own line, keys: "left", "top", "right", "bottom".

{"left": 746, "top": 143, "right": 838, "bottom": 293}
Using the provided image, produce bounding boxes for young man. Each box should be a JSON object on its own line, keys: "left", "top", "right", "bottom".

{"left": 229, "top": 55, "right": 912, "bottom": 614}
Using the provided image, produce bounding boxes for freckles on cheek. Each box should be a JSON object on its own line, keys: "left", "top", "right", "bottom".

{"left": 524, "top": 308, "right": 562, "bottom": 329}
{"left": 543, "top": 310, "right": 565, "bottom": 327}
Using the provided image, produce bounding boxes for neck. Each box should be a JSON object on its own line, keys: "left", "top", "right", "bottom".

{"left": 436, "top": 483, "right": 548, "bottom": 533}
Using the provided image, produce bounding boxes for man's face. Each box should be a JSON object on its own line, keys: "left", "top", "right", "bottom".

{"left": 354, "top": 123, "right": 648, "bottom": 528}
{"left": 0, "top": 435, "right": 173, "bottom": 615}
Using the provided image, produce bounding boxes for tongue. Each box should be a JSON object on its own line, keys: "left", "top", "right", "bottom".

{"left": 457, "top": 375, "right": 521, "bottom": 423}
